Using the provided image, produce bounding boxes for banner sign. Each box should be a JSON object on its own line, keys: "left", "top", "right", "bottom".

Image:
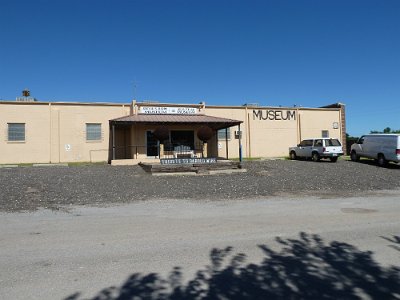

{"left": 139, "top": 106, "right": 198, "bottom": 115}
{"left": 160, "top": 158, "right": 217, "bottom": 165}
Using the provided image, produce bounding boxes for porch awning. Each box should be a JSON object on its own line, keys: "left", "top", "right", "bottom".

{"left": 109, "top": 114, "right": 242, "bottom": 130}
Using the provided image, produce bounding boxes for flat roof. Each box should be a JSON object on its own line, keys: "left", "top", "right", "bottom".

{"left": 0, "top": 100, "right": 344, "bottom": 111}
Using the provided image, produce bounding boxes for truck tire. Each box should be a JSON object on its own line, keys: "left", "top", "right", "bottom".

{"left": 289, "top": 151, "right": 297, "bottom": 160}
{"left": 330, "top": 157, "right": 338, "bottom": 162}
{"left": 377, "top": 154, "right": 387, "bottom": 167}
{"left": 350, "top": 151, "right": 359, "bottom": 162}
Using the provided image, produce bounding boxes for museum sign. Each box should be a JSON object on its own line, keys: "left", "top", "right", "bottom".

{"left": 253, "top": 109, "right": 296, "bottom": 121}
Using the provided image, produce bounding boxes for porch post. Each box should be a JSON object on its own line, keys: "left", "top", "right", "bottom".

{"left": 159, "top": 143, "right": 164, "bottom": 159}
{"left": 225, "top": 128, "right": 229, "bottom": 159}
{"left": 215, "top": 130, "right": 218, "bottom": 158}
{"left": 112, "top": 124, "right": 116, "bottom": 160}
{"left": 238, "top": 124, "right": 242, "bottom": 162}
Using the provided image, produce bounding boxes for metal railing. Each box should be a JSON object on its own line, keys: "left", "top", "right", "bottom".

{"left": 112, "top": 145, "right": 148, "bottom": 160}
{"left": 111, "top": 143, "right": 206, "bottom": 160}
{"left": 162, "top": 144, "right": 205, "bottom": 159}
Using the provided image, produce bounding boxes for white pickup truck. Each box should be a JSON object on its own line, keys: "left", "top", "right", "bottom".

{"left": 289, "top": 138, "right": 344, "bottom": 162}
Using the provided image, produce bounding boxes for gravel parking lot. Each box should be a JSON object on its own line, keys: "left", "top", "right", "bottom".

{"left": 0, "top": 159, "right": 399, "bottom": 212}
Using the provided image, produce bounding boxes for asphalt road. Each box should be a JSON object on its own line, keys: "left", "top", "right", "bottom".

{"left": 1, "top": 192, "right": 399, "bottom": 300}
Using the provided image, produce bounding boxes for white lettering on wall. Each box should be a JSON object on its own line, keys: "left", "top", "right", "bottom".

{"left": 139, "top": 107, "right": 198, "bottom": 115}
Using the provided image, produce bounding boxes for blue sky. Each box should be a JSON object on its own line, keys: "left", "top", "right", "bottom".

{"left": 1, "top": 0, "right": 399, "bottom": 136}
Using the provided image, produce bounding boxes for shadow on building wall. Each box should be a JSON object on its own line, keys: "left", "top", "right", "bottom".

{"left": 65, "top": 232, "right": 400, "bottom": 300}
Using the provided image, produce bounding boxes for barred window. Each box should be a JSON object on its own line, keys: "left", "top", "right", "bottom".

{"left": 322, "top": 130, "right": 329, "bottom": 138}
{"left": 217, "top": 128, "right": 231, "bottom": 140}
{"left": 8, "top": 123, "right": 25, "bottom": 141}
{"left": 86, "top": 123, "right": 102, "bottom": 141}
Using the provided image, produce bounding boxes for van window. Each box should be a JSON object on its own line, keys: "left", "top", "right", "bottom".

{"left": 325, "top": 139, "right": 341, "bottom": 146}
{"left": 357, "top": 136, "right": 365, "bottom": 144}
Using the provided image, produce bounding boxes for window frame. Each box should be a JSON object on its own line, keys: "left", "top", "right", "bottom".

{"left": 86, "top": 123, "right": 102, "bottom": 142}
{"left": 322, "top": 130, "right": 329, "bottom": 138}
{"left": 217, "top": 128, "right": 231, "bottom": 141}
{"left": 7, "top": 123, "right": 26, "bottom": 142}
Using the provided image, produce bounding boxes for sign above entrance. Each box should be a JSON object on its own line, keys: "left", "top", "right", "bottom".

{"left": 139, "top": 106, "right": 198, "bottom": 115}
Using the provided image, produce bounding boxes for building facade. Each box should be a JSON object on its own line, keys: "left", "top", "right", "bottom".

{"left": 0, "top": 100, "right": 346, "bottom": 164}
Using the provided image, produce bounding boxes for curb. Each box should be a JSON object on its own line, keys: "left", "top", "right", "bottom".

{"left": 32, "top": 163, "right": 69, "bottom": 167}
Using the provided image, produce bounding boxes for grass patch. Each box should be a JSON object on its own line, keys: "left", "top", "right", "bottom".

{"left": 231, "top": 157, "right": 262, "bottom": 161}
{"left": 68, "top": 161, "right": 108, "bottom": 167}
{"left": 0, "top": 163, "right": 33, "bottom": 168}
{"left": 0, "top": 161, "right": 108, "bottom": 168}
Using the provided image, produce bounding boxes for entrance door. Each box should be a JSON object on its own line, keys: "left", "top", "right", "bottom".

{"left": 146, "top": 131, "right": 159, "bottom": 157}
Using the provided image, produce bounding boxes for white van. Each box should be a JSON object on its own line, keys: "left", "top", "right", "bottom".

{"left": 350, "top": 134, "right": 400, "bottom": 166}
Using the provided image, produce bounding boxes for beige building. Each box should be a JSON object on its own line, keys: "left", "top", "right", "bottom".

{"left": 0, "top": 99, "right": 346, "bottom": 165}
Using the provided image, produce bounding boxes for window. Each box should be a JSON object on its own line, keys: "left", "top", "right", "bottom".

{"left": 86, "top": 123, "right": 102, "bottom": 141}
{"left": 300, "top": 140, "right": 313, "bottom": 147}
{"left": 8, "top": 123, "right": 25, "bottom": 141}
{"left": 325, "top": 139, "right": 341, "bottom": 146}
{"left": 322, "top": 130, "right": 329, "bottom": 138}
{"left": 314, "top": 139, "right": 323, "bottom": 147}
{"left": 218, "top": 128, "right": 231, "bottom": 140}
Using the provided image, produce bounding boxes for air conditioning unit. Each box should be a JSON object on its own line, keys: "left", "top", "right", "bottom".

{"left": 234, "top": 130, "right": 242, "bottom": 139}
{"left": 16, "top": 97, "right": 37, "bottom": 102}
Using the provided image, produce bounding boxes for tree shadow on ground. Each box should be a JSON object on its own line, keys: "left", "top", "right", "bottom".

{"left": 381, "top": 235, "right": 400, "bottom": 252}
{"left": 66, "top": 232, "right": 400, "bottom": 300}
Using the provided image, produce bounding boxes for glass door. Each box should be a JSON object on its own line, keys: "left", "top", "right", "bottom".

{"left": 146, "top": 131, "right": 159, "bottom": 157}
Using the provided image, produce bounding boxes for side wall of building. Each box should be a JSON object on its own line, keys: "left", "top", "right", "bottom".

{"left": 298, "top": 110, "right": 342, "bottom": 141}
{"left": 0, "top": 103, "right": 51, "bottom": 164}
{"left": 204, "top": 106, "right": 343, "bottom": 158}
{"left": 0, "top": 102, "right": 130, "bottom": 164}
{"left": 0, "top": 101, "right": 344, "bottom": 163}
